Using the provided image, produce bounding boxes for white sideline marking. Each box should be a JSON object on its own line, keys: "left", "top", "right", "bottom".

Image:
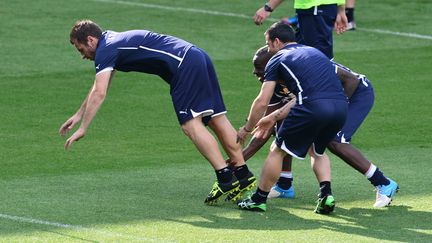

{"left": 0, "top": 213, "right": 169, "bottom": 242}
{"left": 94, "top": 0, "right": 252, "bottom": 19}
{"left": 93, "top": 0, "right": 432, "bottom": 41}
{"left": 358, "top": 28, "right": 432, "bottom": 40}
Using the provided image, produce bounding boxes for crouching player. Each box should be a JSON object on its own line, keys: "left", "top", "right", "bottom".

{"left": 237, "top": 22, "right": 348, "bottom": 213}
{"left": 238, "top": 45, "right": 398, "bottom": 210}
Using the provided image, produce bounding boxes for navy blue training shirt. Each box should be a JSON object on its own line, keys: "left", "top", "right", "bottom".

{"left": 332, "top": 61, "right": 371, "bottom": 88}
{"left": 264, "top": 43, "right": 346, "bottom": 104}
{"left": 94, "top": 30, "right": 193, "bottom": 83}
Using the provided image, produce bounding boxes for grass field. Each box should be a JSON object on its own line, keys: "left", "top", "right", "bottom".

{"left": 1, "top": 0, "right": 432, "bottom": 242}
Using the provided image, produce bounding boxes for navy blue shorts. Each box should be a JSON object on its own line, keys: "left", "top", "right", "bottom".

{"left": 295, "top": 4, "right": 337, "bottom": 59}
{"left": 275, "top": 99, "right": 348, "bottom": 159}
{"left": 170, "top": 47, "right": 226, "bottom": 125}
{"left": 334, "top": 80, "right": 374, "bottom": 143}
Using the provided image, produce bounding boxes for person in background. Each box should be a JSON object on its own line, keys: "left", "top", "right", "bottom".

{"left": 346, "top": 0, "right": 357, "bottom": 30}
{"left": 253, "top": 0, "right": 348, "bottom": 59}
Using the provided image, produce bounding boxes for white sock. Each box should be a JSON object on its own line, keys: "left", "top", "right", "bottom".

{"left": 280, "top": 171, "right": 293, "bottom": 179}
{"left": 365, "top": 164, "right": 377, "bottom": 179}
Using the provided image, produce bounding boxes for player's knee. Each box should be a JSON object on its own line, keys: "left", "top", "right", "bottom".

{"left": 181, "top": 125, "right": 191, "bottom": 137}
{"left": 181, "top": 119, "right": 197, "bottom": 138}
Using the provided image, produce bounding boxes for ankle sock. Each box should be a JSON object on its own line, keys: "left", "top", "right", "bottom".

{"left": 345, "top": 8, "right": 355, "bottom": 22}
{"left": 216, "top": 167, "right": 233, "bottom": 184}
{"left": 251, "top": 187, "right": 269, "bottom": 204}
{"left": 277, "top": 176, "right": 293, "bottom": 190}
{"left": 234, "top": 164, "right": 250, "bottom": 180}
{"left": 319, "top": 181, "right": 332, "bottom": 198}
{"left": 368, "top": 167, "right": 390, "bottom": 187}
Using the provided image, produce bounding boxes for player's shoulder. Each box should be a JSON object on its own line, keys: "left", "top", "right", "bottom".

{"left": 97, "top": 31, "right": 120, "bottom": 48}
{"left": 275, "top": 43, "right": 314, "bottom": 61}
{"left": 95, "top": 32, "right": 119, "bottom": 61}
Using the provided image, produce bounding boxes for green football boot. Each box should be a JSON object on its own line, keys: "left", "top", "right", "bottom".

{"left": 204, "top": 179, "right": 239, "bottom": 205}
{"left": 314, "top": 195, "right": 335, "bottom": 214}
{"left": 237, "top": 198, "right": 267, "bottom": 212}
{"left": 226, "top": 172, "right": 257, "bottom": 202}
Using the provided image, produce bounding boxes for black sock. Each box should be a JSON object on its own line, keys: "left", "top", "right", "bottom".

{"left": 233, "top": 164, "right": 250, "bottom": 180}
{"left": 345, "top": 8, "right": 354, "bottom": 22}
{"left": 319, "top": 181, "right": 332, "bottom": 198}
{"left": 251, "top": 187, "right": 269, "bottom": 204}
{"left": 277, "top": 177, "right": 293, "bottom": 190}
{"left": 369, "top": 168, "right": 390, "bottom": 187}
{"left": 215, "top": 167, "right": 233, "bottom": 184}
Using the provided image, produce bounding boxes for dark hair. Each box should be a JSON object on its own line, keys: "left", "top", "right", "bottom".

{"left": 265, "top": 21, "right": 296, "bottom": 43}
{"left": 252, "top": 45, "right": 273, "bottom": 81}
{"left": 70, "top": 19, "right": 102, "bottom": 45}
{"left": 253, "top": 45, "right": 273, "bottom": 70}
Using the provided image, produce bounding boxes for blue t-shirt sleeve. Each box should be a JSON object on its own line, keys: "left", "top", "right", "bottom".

{"left": 94, "top": 47, "right": 117, "bottom": 74}
{"left": 264, "top": 56, "right": 280, "bottom": 82}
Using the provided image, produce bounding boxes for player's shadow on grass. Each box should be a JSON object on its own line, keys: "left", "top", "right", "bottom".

{"left": 324, "top": 205, "right": 432, "bottom": 242}
{"left": 169, "top": 205, "right": 431, "bottom": 242}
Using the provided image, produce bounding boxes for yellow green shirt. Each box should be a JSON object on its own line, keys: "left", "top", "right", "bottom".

{"left": 294, "top": 0, "right": 345, "bottom": 9}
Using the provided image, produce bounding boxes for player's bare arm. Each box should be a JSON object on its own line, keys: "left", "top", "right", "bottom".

{"left": 253, "top": 94, "right": 296, "bottom": 139}
{"left": 64, "top": 71, "right": 113, "bottom": 150}
{"left": 59, "top": 84, "right": 95, "bottom": 136}
{"left": 240, "top": 102, "right": 282, "bottom": 160}
{"left": 336, "top": 67, "right": 360, "bottom": 98}
{"left": 267, "top": 93, "right": 296, "bottom": 122}
{"left": 238, "top": 81, "right": 276, "bottom": 144}
{"left": 254, "top": 0, "right": 284, "bottom": 25}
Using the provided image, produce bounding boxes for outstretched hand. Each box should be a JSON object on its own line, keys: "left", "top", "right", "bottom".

{"left": 64, "top": 128, "right": 86, "bottom": 150}
{"left": 252, "top": 116, "right": 275, "bottom": 139}
{"left": 237, "top": 126, "right": 251, "bottom": 145}
{"left": 59, "top": 115, "right": 81, "bottom": 136}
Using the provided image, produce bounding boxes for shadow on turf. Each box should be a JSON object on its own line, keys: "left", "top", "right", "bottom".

{"left": 322, "top": 205, "right": 431, "bottom": 241}
{"left": 169, "top": 205, "right": 431, "bottom": 242}
{"left": 42, "top": 229, "right": 98, "bottom": 243}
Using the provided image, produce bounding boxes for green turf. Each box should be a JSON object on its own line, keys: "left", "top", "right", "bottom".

{"left": 0, "top": 0, "right": 431, "bottom": 242}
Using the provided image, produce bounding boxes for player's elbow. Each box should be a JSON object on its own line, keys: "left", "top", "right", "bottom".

{"left": 254, "top": 96, "right": 270, "bottom": 110}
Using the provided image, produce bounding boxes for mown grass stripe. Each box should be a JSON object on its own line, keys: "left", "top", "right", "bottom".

{"left": 92, "top": 0, "right": 432, "bottom": 41}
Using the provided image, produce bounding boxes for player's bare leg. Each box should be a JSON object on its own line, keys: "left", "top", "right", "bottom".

{"left": 182, "top": 116, "right": 240, "bottom": 205}
{"left": 268, "top": 155, "right": 295, "bottom": 199}
{"left": 258, "top": 143, "right": 286, "bottom": 191}
{"left": 209, "top": 114, "right": 257, "bottom": 202}
{"left": 310, "top": 147, "right": 331, "bottom": 183}
{"left": 181, "top": 116, "right": 227, "bottom": 170}
{"left": 237, "top": 142, "right": 285, "bottom": 212}
{"left": 309, "top": 146, "right": 335, "bottom": 214}
{"left": 208, "top": 114, "right": 245, "bottom": 166}
{"left": 327, "top": 141, "right": 399, "bottom": 207}
{"left": 327, "top": 141, "right": 370, "bottom": 173}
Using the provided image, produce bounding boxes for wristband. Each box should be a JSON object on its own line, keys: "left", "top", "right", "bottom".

{"left": 264, "top": 3, "right": 273, "bottom": 12}
{"left": 243, "top": 126, "right": 252, "bottom": 133}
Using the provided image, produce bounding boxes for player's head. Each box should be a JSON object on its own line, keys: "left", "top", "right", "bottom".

{"left": 265, "top": 21, "right": 296, "bottom": 53}
{"left": 253, "top": 45, "right": 273, "bottom": 82}
{"left": 69, "top": 20, "right": 102, "bottom": 60}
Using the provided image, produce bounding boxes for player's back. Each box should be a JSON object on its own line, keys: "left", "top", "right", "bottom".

{"left": 95, "top": 30, "right": 193, "bottom": 83}
{"left": 266, "top": 44, "right": 346, "bottom": 104}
